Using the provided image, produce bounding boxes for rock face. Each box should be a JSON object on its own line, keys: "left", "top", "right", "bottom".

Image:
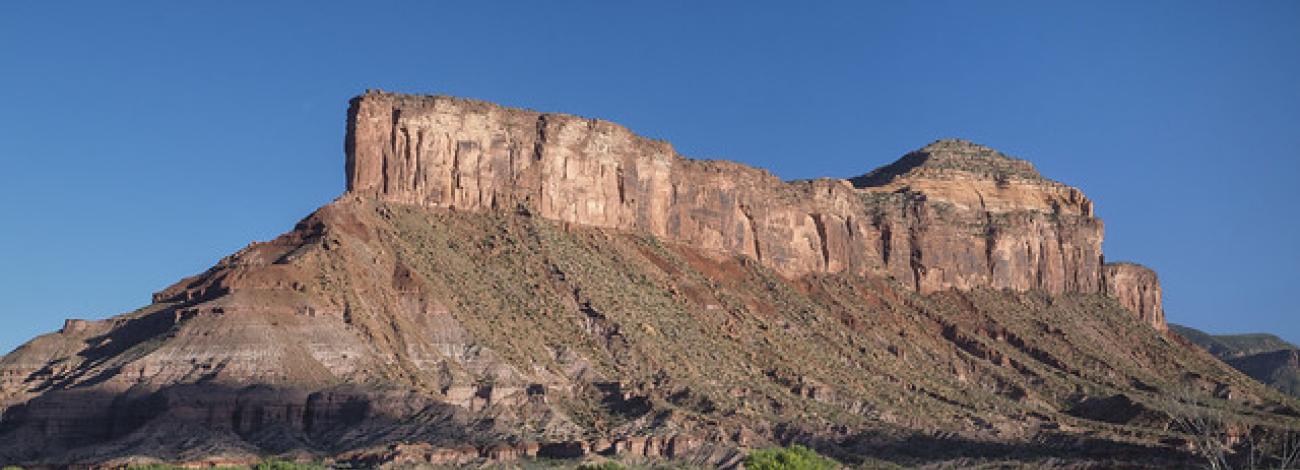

{"left": 347, "top": 91, "right": 1144, "bottom": 318}
{"left": 0, "top": 91, "right": 1244, "bottom": 468}
{"left": 1103, "top": 263, "right": 1166, "bottom": 331}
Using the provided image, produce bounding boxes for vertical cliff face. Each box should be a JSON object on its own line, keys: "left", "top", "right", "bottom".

{"left": 346, "top": 90, "right": 1154, "bottom": 327}
{"left": 848, "top": 140, "right": 1105, "bottom": 295}
{"left": 1104, "top": 263, "right": 1166, "bottom": 331}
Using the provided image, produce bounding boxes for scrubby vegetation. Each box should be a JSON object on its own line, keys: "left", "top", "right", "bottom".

{"left": 744, "top": 444, "right": 839, "bottom": 470}
{"left": 122, "top": 460, "right": 324, "bottom": 470}
{"left": 253, "top": 460, "right": 326, "bottom": 470}
{"left": 576, "top": 462, "right": 626, "bottom": 470}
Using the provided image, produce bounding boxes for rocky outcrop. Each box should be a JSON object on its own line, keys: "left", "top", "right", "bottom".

{"left": 346, "top": 91, "right": 1117, "bottom": 302}
{"left": 345, "top": 91, "right": 1169, "bottom": 326}
{"left": 1103, "top": 263, "right": 1165, "bottom": 331}
{"left": 848, "top": 140, "right": 1104, "bottom": 295}
{"left": 0, "top": 92, "right": 1225, "bottom": 467}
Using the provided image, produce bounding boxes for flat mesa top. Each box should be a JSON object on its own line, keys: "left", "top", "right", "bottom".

{"left": 352, "top": 90, "right": 1062, "bottom": 196}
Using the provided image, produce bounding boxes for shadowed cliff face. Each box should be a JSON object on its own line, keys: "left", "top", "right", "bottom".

{"left": 3, "top": 92, "right": 1276, "bottom": 468}
{"left": 1172, "top": 324, "right": 1300, "bottom": 398}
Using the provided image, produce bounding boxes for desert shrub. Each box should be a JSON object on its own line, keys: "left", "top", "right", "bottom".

{"left": 576, "top": 462, "right": 625, "bottom": 470}
{"left": 118, "top": 460, "right": 317, "bottom": 470}
{"left": 254, "top": 460, "right": 325, "bottom": 470}
{"left": 745, "top": 444, "right": 838, "bottom": 470}
{"left": 125, "top": 465, "right": 247, "bottom": 470}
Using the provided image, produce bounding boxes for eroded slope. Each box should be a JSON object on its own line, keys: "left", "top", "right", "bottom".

{"left": 0, "top": 91, "right": 1294, "bottom": 467}
{"left": 1, "top": 198, "right": 1295, "bottom": 467}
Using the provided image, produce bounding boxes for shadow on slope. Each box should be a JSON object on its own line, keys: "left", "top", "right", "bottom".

{"left": 0, "top": 382, "right": 484, "bottom": 466}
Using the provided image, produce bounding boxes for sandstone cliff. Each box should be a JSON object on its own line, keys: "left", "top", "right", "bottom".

{"left": 1103, "top": 263, "right": 1166, "bottom": 331}
{"left": 0, "top": 92, "right": 1249, "bottom": 468}
{"left": 346, "top": 90, "right": 1150, "bottom": 323}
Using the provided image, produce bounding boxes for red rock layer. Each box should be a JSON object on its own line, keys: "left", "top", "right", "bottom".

{"left": 1103, "top": 263, "right": 1166, "bottom": 332}
{"left": 345, "top": 90, "right": 1154, "bottom": 324}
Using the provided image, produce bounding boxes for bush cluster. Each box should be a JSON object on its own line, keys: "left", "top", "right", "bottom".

{"left": 744, "top": 444, "right": 839, "bottom": 470}
{"left": 576, "top": 462, "right": 626, "bottom": 470}
{"left": 115, "top": 460, "right": 324, "bottom": 470}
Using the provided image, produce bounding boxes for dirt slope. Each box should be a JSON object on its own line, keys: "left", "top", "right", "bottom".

{"left": 0, "top": 198, "right": 1293, "bottom": 467}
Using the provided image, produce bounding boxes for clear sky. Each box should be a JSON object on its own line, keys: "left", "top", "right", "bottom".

{"left": 1, "top": 1, "right": 1298, "bottom": 353}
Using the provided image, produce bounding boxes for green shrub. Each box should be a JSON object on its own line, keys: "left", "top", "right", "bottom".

{"left": 118, "top": 460, "right": 318, "bottom": 470}
{"left": 745, "top": 444, "right": 838, "bottom": 470}
{"left": 124, "top": 465, "right": 248, "bottom": 470}
{"left": 254, "top": 460, "right": 324, "bottom": 470}
{"left": 576, "top": 462, "right": 625, "bottom": 470}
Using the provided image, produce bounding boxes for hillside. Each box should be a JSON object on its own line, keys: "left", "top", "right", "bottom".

{"left": 1172, "top": 324, "right": 1300, "bottom": 398}
{"left": 1, "top": 92, "right": 1297, "bottom": 468}
{"left": 1170, "top": 324, "right": 1298, "bottom": 359}
{"left": 1229, "top": 351, "right": 1300, "bottom": 397}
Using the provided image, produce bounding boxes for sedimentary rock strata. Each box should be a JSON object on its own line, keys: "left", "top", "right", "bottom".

{"left": 0, "top": 91, "right": 1230, "bottom": 468}
{"left": 347, "top": 91, "right": 1148, "bottom": 319}
{"left": 1103, "top": 263, "right": 1166, "bottom": 331}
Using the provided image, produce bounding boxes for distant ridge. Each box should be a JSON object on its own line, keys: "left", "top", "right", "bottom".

{"left": 1172, "top": 323, "right": 1300, "bottom": 397}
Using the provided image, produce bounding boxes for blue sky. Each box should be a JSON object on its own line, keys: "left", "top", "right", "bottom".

{"left": 1, "top": 1, "right": 1297, "bottom": 352}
